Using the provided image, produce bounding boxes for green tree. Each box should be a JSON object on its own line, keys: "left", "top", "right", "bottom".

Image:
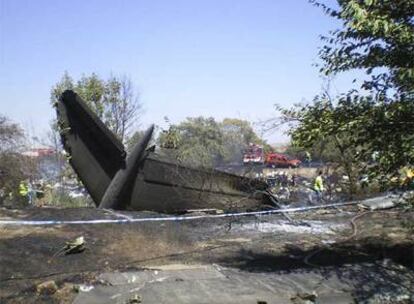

{"left": 158, "top": 126, "right": 181, "bottom": 150}
{"left": 283, "top": 93, "right": 414, "bottom": 190}
{"left": 51, "top": 72, "right": 142, "bottom": 143}
{"left": 278, "top": 95, "right": 371, "bottom": 193}
{"left": 174, "top": 117, "right": 226, "bottom": 168}
{"left": 0, "top": 115, "right": 36, "bottom": 205}
{"left": 157, "top": 117, "right": 268, "bottom": 168}
{"left": 276, "top": 1, "right": 414, "bottom": 193}
{"left": 314, "top": 0, "right": 414, "bottom": 92}
{"left": 220, "top": 118, "right": 270, "bottom": 163}
{"left": 103, "top": 76, "right": 142, "bottom": 142}
{"left": 75, "top": 73, "right": 106, "bottom": 118}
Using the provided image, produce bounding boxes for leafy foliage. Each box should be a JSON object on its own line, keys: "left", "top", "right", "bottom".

{"left": 51, "top": 72, "right": 142, "bottom": 143}
{"left": 158, "top": 126, "right": 181, "bottom": 150}
{"left": 0, "top": 115, "right": 36, "bottom": 205}
{"left": 0, "top": 115, "right": 24, "bottom": 154}
{"left": 275, "top": 1, "right": 414, "bottom": 193}
{"left": 175, "top": 117, "right": 226, "bottom": 167}
{"left": 313, "top": 0, "right": 414, "bottom": 92}
{"left": 221, "top": 118, "right": 270, "bottom": 162}
{"left": 279, "top": 93, "right": 414, "bottom": 192}
{"left": 158, "top": 117, "right": 267, "bottom": 168}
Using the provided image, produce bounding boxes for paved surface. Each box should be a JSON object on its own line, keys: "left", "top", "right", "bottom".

{"left": 74, "top": 263, "right": 412, "bottom": 304}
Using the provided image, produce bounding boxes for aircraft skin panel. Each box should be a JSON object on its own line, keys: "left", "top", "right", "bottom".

{"left": 63, "top": 133, "right": 111, "bottom": 205}
{"left": 142, "top": 157, "right": 246, "bottom": 196}
{"left": 128, "top": 155, "right": 263, "bottom": 213}
{"left": 129, "top": 174, "right": 260, "bottom": 213}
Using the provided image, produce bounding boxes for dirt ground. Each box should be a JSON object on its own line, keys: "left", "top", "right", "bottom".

{"left": 0, "top": 205, "right": 413, "bottom": 303}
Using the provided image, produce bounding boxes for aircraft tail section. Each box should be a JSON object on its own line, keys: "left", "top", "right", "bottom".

{"left": 55, "top": 90, "right": 264, "bottom": 212}
{"left": 56, "top": 90, "right": 127, "bottom": 205}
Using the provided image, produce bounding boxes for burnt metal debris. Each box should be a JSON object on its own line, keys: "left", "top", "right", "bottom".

{"left": 56, "top": 90, "right": 267, "bottom": 212}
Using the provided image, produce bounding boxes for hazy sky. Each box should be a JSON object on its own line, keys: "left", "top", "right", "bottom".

{"left": 0, "top": 0, "right": 358, "bottom": 143}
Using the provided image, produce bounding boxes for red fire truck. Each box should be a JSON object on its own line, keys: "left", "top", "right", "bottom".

{"left": 243, "top": 144, "right": 265, "bottom": 164}
{"left": 243, "top": 144, "right": 301, "bottom": 168}
{"left": 265, "top": 152, "right": 301, "bottom": 168}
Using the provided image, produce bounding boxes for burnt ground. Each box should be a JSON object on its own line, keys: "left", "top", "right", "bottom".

{"left": 0, "top": 206, "right": 413, "bottom": 303}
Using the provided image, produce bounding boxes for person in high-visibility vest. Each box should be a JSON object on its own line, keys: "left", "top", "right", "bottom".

{"left": 18, "top": 180, "right": 34, "bottom": 204}
{"left": 305, "top": 151, "right": 312, "bottom": 167}
{"left": 313, "top": 170, "right": 324, "bottom": 202}
{"left": 401, "top": 167, "right": 414, "bottom": 189}
{"left": 19, "top": 181, "right": 29, "bottom": 197}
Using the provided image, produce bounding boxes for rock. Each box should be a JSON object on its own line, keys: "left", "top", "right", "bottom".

{"left": 54, "top": 283, "right": 77, "bottom": 302}
{"left": 56, "top": 282, "right": 75, "bottom": 295}
{"left": 291, "top": 292, "right": 318, "bottom": 304}
{"left": 358, "top": 195, "right": 398, "bottom": 210}
{"left": 126, "top": 294, "right": 142, "bottom": 303}
{"left": 36, "top": 280, "right": 58, "bottom": 295}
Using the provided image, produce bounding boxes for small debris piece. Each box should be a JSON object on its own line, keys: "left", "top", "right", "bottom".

{"left": 64, "top": 236, "right": 86, "bottom": 254}
{"left": 51, "top": 236, "right": 86, "bottom": 260}
{"left": 127, "top": 294, "right": 142, "bottom": 303}
{"left": 291, "top": 292, "right": 317, "bottom": 304}
{"left": 78, "top": 284, "right": 94, "bottom": 292}
{"left": 359, "top": 197, "right": 398, "bottom": 210}
{"left": 185, "top": 208, "right": 224, "bottom": 214}
{"left": 359, "top": 200, "right": 396, "bottom": 210}
{"left": 36, "top": 280, "right": 58, "bottom": 295}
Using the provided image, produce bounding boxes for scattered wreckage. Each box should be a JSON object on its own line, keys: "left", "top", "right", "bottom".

{"left": 56, "top": 90, "right": 269, "bottom": 213}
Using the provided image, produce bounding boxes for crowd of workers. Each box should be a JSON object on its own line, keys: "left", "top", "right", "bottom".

{"left": 261, "top": 169, "right": 324, "bottom": 203}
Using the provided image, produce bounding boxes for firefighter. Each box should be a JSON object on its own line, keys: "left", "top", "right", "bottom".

{"left": 19, "top": 180, "right": 29, "bottom": 202}
{"left": 305, "top": 151, "right": 312, "bottom": 167}
{"left": 19, "top": 180, "right": 34, "bottom": 204}
{"left": 313, "top": 170, "right": 324, "bottom": 202}
{"left": 19, "top": 181, "right": 28, "bottom": 196}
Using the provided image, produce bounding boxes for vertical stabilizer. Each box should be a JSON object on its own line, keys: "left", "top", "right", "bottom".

{"left": 56, "top": 90, "right": 127, "bottom": 205}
